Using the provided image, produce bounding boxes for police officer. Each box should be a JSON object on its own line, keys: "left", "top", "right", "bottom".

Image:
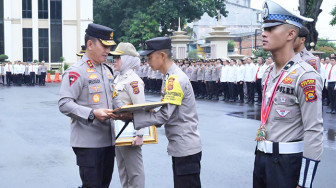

{"left": 196, "top": 59, "right": 206, "bottom": 99}
{"left": 255, "top": 57, "right": 268, "bottom": 105}
{"left": 4, "top": 62, "right": 12, "bottom": 86}
{"left": 245, "top": 57, "right": 257, "bottom": 104}
{"left": 58, "top": 23, "right": 120, "bottom": 188}
{"left": 326, "top": 56, "right": 336, "bottom": 114}
{"left": 220, "top": 59, "right": 230, "bottom": 101}
{"left": 0, "top": 63, "right": 4, "bottom": 85}
{"left": 254, "top": 1, "right": 323, "bottom": 188}
{"left": 113, "top": 37, "right": 202, "bottom": 188}
{"left": 40, "top": 61, "right": 47, "bottom": 85}
{"left": 294, "top": 26, "right": 320, "bottom": 73}
{"left": 190, "top": 60, "right": 199, "bottom": 97}
{"left": 204, "top": 60, "right": 213, "bottom": 99}
{"left": 110, "top": 42, "right": 146, "bottom": 188}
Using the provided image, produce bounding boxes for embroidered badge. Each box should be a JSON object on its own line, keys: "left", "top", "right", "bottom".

{"left": 87, "top": 60, "right": 94, "bottom": 68}
{"left": 86, "top": 68, "right": 95, "bottom": 73}
{"left": 130, "top": 81, "right": 140, "bottom": 94}
{"left": 308, "top": 59, "right": 317, "bottom": 70}
{"left": 92, "top": 94, "right": 100, "bottom": 103}
{"left": 89, "top": 74, "right": 98, "bottom": 79}
{"left": 276, "top": 109, "right": 290, "bottom": 117}
{"left": 299, "top": 79, "right": 317, "bottom": 102}
{"left": 280, "top": 96, "right": 287, "bottom": 103}
{"left": 167, "top": 77, "right": 175, "bottom": 91}
{"left": 69, "top": 72, "right": 80, "bottom": 86}
{"left": 90, "top": 85, "right": 101, "bottom": 92}
{"left": 290, "top": 70, "right": 296, "bottom": 75}
{"left": 282, "top": 76, "right": 293, "bottom": 84}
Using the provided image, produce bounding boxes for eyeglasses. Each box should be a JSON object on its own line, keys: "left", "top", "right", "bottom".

{"left": 113, "top": 55, "right": 121, "bottom": 60}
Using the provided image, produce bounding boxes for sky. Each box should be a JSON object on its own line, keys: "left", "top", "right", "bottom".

{"left": 251, "top": 0, "right": 336, "bottom": 40}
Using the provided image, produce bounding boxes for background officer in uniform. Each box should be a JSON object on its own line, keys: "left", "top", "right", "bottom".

{"left": 58, "top": 23, "right": 120, "bottom": 188}
{"left": 112, "top": 37, "right": 202, "bottom": 188}
{"left": 110, "top": 42, "right": 146, "bottom": 188}
{"left": 294, "top": 26, "right": 320, "bottom": 73}
{"left": 254, "top": 1, "right": 323, "bottom": 188}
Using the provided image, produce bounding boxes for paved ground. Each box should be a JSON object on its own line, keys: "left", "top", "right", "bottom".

{"left": 0, "top": 83, "right": 335, "bottom": 188}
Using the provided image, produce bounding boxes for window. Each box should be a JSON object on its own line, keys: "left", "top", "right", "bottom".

{"left": 38, "top": 0, "right": 48, "bottom": 19}
{"left": 22, "top": 0, "right": 32, "bottom": 18}
{"left": 39, "top": 29, "right": 49, "bottom": 61}
{"left": 23, "top": 28, "right": 33, "bottom": 62}
{"left": 0, "top": 0, "right": 4, "bottom": 55}
{"left": 50, "top": 0, "right": 62, "bottom": 62}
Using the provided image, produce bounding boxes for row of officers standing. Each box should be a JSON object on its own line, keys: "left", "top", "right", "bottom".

{"left": 136, "top": 56, "right": 274, "bottom": 105}
{"left": 0, "top": 61, "right": 48, "bottom": 86}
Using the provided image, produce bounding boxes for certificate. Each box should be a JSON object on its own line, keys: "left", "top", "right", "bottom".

{"left": 114, "top": 120, "right": 158, "bottom": 146}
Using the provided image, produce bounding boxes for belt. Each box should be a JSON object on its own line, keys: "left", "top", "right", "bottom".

{"left": 257, "top": 140, "right": 303, "bottom": 154}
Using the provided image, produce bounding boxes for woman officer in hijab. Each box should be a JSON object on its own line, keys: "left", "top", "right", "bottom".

{"left": 111, "top": 42, "right": 145, "bottom": 188}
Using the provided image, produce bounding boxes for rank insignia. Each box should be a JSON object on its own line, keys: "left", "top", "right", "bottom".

{"left": 69, "top": 71, "right": 80, "bottom": 86}
{"left": 282, "top": 76, "right": 293, "bottom": 84}
{"left": 290, "top": 70, "right": 296, "bottom": 75}
{"left": 276, "top": 109, "right": 290, "bottom": 117}
{"left": 130, "top": 81, "right": 140, "bottom": 94}
{"left": 106, "top": 70, "right": 113, "bottom": 79}
{"left": 89, "top": 74, "right": 98, "bottom": 79}
{"left": 86, "top": 68, "right": 95, "bottom": 73}
{"left": 92, "top": 94, "right": 100, "bottom": 103}
{"left": 90, "top": 85, "right": 101, "bottom": 92}
{"left": 87, "top": 60, "right": 94, "bottom": 68}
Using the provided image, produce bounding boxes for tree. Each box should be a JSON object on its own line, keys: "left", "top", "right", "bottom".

{"left": 93, "top": 0, "right": 228, "bottom": 49}
{"left": 252, "top": 47, "right": 270, "bottom": 60}
{"left": 316, "top": 38, "right": 336, "bottom": 58}
{"left": 330, "top": 6, "right": 336, "bottom": 26}
{"left": 228, "top": 40, "right": 235, "bottom": 52}
{"left": 0, "top": 54, "right": 8, "bottom": 61}
{"left": 187, "top": 49, "right": 199, "bottom": 59}
{"left": 299, "top": 0, "right": 323, "bottom": 50}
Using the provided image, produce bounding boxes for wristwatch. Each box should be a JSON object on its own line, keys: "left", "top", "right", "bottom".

{"left": 88, "top": 109, "right": 95, "bottom": 122}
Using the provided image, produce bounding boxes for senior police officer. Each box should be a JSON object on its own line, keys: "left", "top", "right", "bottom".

{"left": 58, "top": 23, "right": 120, "bottom": 188}
{"left": 254, "top": 1, "right": 323, "bottom": 188}
{"left": 294, "top": 26, "right": 320, "bottom": 73}
{"left": 113, "top": 37, "right": 202, "bottom": 188}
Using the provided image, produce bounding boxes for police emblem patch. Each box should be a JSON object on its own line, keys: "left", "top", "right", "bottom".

{"left": 90, "top": 85, "right": 101, "bottom": 92}
{"left": 86, "top": 68, "right": 95, "bottom": 73}
{"left": 87, "top": 60, "right": 94, "bottom": 68}
{"left": 282, "top": 76, "right": 293, "bottom": 84}
{"left": 308, "top": 59, "right": 317, "bottom": 70}
{"left": 276, "top": 109, "right": 290, "bottom": 117}
{"left": 299, "top": 79, "right": 317, "bottom": 102}
{"left": 130, "top": 81, "right": 140, "bottom": 94}
{"left": 89, "top": 74, "right": 98, "bottom": 79}
{"left": 69, "top": 71, "right": 80, "bottom": 86}
{"left": 280, "top": 96, "right": 287, "bottom": 103}
{"left": 92, "top": 94, "right": 100, "bottom": 103}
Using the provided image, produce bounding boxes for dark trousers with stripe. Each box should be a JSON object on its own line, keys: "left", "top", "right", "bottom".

{"left": 172, "top": 152, "right": 202, "bottom": 188}
{"left": 73, "top": 146, "right": 115, "bottom": 188}
{"left": 327, "top": 82, "right": 336, "bottom": 111}
{"left": 246, "top": 82, "right": 255, "bottom": 102}
{"left": 237, "top": 81, "right": 244, "bottom": 101}
{"left": 6, "top": 72, "right": 11, "bottom": 86}
{"left": 198, "top": 80, "right": 206, "bottom": 97}
{"left": 253, "top": 145, "right": 302, "bottom": 188}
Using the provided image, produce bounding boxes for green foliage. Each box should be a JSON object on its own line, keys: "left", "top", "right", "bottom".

{"left": 0, "top": 54, "right": 8, "bottom": 61}
{"left": 93, "top": 0, "right": 228, "bottom": 49}
{"left": 187, "top": 49, "right": 199, "bottom": 59}
{"left": 252, "top": 47, "right": 270, "bottom": 60}
{"left": 59, "top": 56, "right": 65, "bottom": 63}
{"left": 316, "top": 38, "right": 336, "bottom": 50}
{"left": 64, "top": 63, "right": 70, "bottom": 71}
{"left": 228, "top": 40, "right": 235, "bottom": 52}
{"left": 330, "top": 6, "right": 336, "bottom": 26}
{"left": 33, "top": 59, "right": 38, "bottom": 63}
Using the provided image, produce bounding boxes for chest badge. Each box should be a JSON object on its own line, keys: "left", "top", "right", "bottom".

{"left": 89, "top": 74, "right": 98, "bottom": 79}
{"left": 280, "top": 96, "right": 287, "bottom": 103}
{"left": 92, "top": 94, "right": 101, "bottom": 103}
{"left": 90, "top": 85, "right": 101, "bottom": 92}
{"left": 276, "top": 109, "right": 290, "bottom": 117}
{"left": 282, "top": 76, "right": 293, "bottom": 84}
{"left": 86, "top": 68, "right": 95, "bottom": 73}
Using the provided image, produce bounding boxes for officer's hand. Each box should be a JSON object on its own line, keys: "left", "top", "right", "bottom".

{"left": 132, "top": 136, "right": 143, "bottom": 146}
{"left": 93, "top": 108, "right": 112, "bottom": 122}
{"left": 216, "top": 81, "right": 218, "bottom": 83}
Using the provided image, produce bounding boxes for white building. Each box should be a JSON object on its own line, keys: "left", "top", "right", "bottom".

{"left": 0, "top": 0, "right": 93, "bottom": 65}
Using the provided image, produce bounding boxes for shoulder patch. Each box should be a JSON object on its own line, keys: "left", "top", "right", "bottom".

{"left": 299, "top": 79, "right": 317, "bottom": 102}
{"left": 69, "top": 71, "right": 80, "bottom": 86}
{"left": 87, "top": 60, "right": 94, "bottom": 68}
{"left": 130, "top": 81, "right": 140, "bottom": 94}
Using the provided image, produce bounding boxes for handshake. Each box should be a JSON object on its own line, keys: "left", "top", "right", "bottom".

{"left": 93, "top": 108, "right": 133, "bottom": 122}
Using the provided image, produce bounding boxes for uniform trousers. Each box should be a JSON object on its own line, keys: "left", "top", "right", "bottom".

{"left": 228, "top": 82, "right": 236, "bottom": 101}
{"left": 116, "top": 146, "right": 145, "bottom": 188}
{"left": 236, "top": 81, "right": 244, "bottom": 101}
{"left": 72, "top": 146, "right": 115, "bottom": 188}
{"left": 17, "top": 73, "right": 23, "bottom": 86}
{"left": 322, "top": 80, "right": 329, "bottom": 103}
{"left": 221, "top": 82, "right": 230, "bottom": 100}
{"left": 36, "top": 74, "right": 40, "bottom": 85}
{"left": 143, "top": 77, "right": 148, "bottom": 91}
{"left": 172, "top": 152, "right": 202, "bottom": 188}
{"left": 191, "top": 81, "right": 198, "bottom": 96}
{"left": 30, "top": 72, "right": 36, "bottom": 85}
{"left": 1, "top": 75, "right": 4, "bottom": 84}
{"left": 253, "top": 147, "right": 302, "bottom": 188}
{"left": 197, "top": 80, "right": 206, "bottom": 97}
{"left": 212, "top": 81, "right": 219, "bottom": 99}
{"left": 327, "top": 82, "right": 336, "bottom": 111}
{"left": 156, "top": 79, "right": 162, "bottom": 92}
{"left": 6, "top": 72, "right": 11, "bottom": 86}
{"left": 205, "top": 81, "right": 214, "bottom": 98}
{"left": 41, "top": 72, "right": 46, "bottom": 85}
{"left": 256, "top": 79, "right": 262, "bottom": 102}
{"left": 246, "top": 82, "right": 255, "bottom": 102}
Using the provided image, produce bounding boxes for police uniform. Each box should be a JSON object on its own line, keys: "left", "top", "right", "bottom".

{"left": 110, "top": 43, "right": 146, "bottom": 188}
{"left": 4, "top": 62, "right": 12, "bottom": 86}
{"left": 0, "top": 63, "right": 5, "bottom": 85}
{"left": 254, "top": 1, "right": 323, "bottom": 188}
{"left": 40, "top": 63, "right": 47, "bottom": 85}
{"left": 190, "top": 63, "right": 199, "bottom": 97}
{"left": 134, "top": 37, "right": 202, "bottom": 188}
{"left": 220, "top": 62, "right": 230, "bottom": 101}
{"left": 204, "top": 64, "right": 213, "bottom": 99}
{"left": 58, "top": 23, "right": 119, "bottom": 188}
{"left": 211, "top": 62, "right": 221, "bottom": 100}
{"left": 326, "top": 58, "right": 336, "bottom": 113}
{"left": 299, "top": 47, "right": 320, "bottom": 73}
{"left": 236, "top": 63, "right": 246, "bottom": 102}
{"left": 196, "top": 61, "right": 206, "bottom": 99}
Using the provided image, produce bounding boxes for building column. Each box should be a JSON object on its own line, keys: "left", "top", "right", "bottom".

{"left": 32, "top": 0, "right": 38, "bottom": 62}
{"left": 3, "top": 0, "right": 12, "bottom": 59}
